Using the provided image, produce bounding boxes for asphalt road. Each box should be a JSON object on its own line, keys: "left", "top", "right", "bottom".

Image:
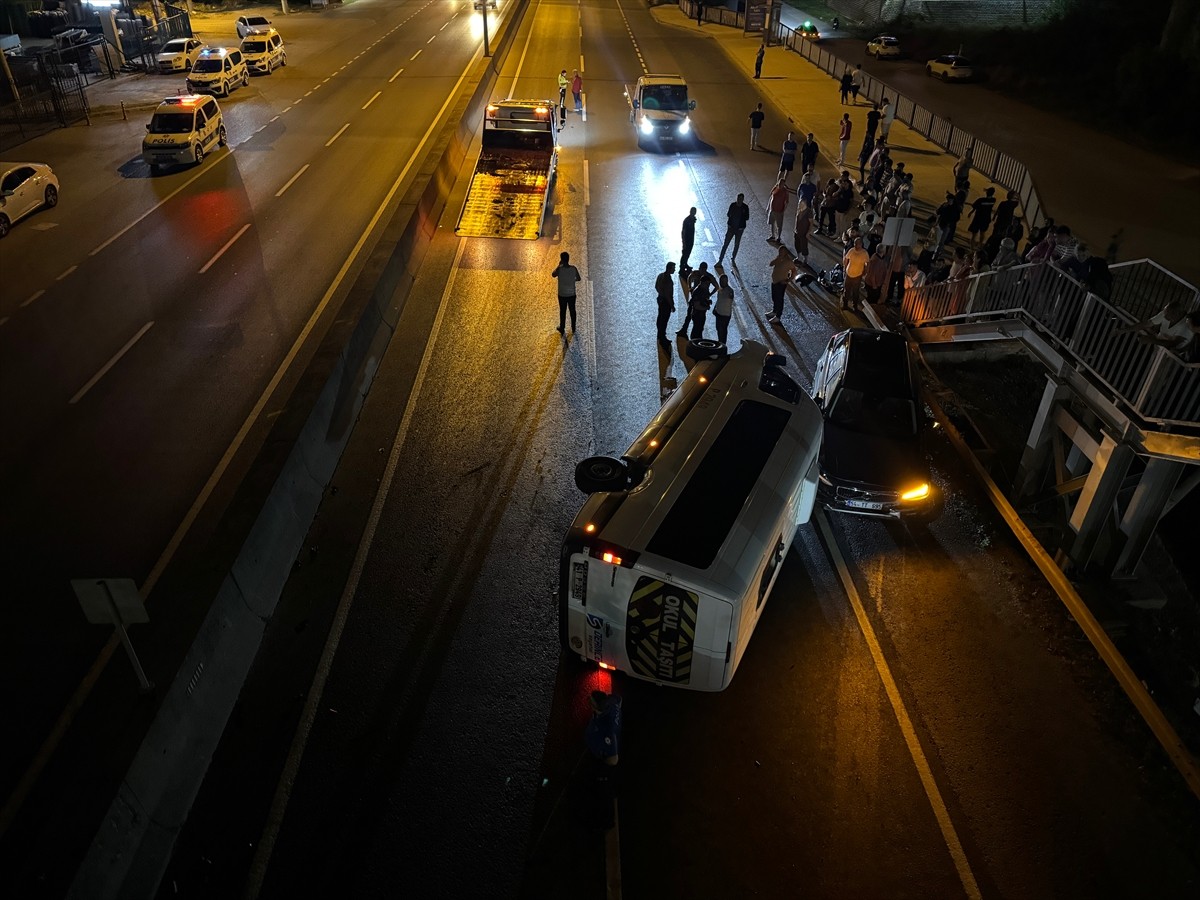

{"left": 0, "top": 0, "right": 498, "bottom": 822}
{"left": 155, "top": 3, "right": 1199, "bottom": 900}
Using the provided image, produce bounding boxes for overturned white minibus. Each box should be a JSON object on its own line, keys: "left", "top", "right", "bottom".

{"left": 559, "top": 340, "right": 823, "bottom": 691}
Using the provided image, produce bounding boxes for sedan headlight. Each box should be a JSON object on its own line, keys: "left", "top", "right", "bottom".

{"left": 900, "top": 483, "right": 931, "bottom": 502}
{"left": 678, "top": 117, "right": 691, "bottom": 135}
{"left": 640, "top": 118, "right": 653, "bottom": 135}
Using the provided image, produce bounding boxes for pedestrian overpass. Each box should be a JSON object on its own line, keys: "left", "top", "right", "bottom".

{"left": 900, "top": 259, "right": 1200, "bottom": 577}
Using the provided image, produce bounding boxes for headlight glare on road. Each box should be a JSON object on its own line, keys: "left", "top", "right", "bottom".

{"left": 900, "top": 483, "right": 931, "bottom": 502}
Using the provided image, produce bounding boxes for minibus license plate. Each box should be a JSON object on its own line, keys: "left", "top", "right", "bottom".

{"left": 572, "top": 561, "right": 588, "bottom": 599}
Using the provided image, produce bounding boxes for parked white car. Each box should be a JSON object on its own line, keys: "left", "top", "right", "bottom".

{"left": 0, "top": 162, "right": 59, "bottom": 238}
{"left": 926, "top": 54, "right": 975, "bottom": 82}
{"left": 866, "top": 35, "right": 902, "bottom": 59}
{"left": 156, "top": 37, "right": 205, "bottom": 73}
{"left": 236, "top": 15, "right": 272, "bottom": 39}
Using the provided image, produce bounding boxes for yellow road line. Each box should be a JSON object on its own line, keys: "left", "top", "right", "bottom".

{"left": 816, "top": 510, "right": 984, "bottom": 900}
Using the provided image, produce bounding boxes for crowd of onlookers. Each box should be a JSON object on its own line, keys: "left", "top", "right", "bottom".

{"left": 652, "top": 98, "right": 1199, "bottom": 366}
{"left": 790, "top": 136, "right": 1120, "bottom": 313}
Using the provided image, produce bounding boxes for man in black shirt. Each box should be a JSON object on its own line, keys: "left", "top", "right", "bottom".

{"left": 655, "top": 261, "right": 677, "bottom": 345}
{"left": 680, "top": 207, "right": 697, "bottom": 272}
{"left": 717, "top": 193, "right": 751, "bottom": 266}
{"left": 800, "top": 132, "right": 819, "bottom": 173}
{"left": 748, "top": 103, "right": 765, "bottom": 150}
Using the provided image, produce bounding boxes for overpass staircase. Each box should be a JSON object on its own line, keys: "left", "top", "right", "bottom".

{"left": 901, "top": 259, "right": 1200, "bottom": 578}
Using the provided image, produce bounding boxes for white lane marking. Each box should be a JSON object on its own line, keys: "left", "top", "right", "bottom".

{"left": 282, "top": 105, "right": 293, "bottom": 114}
{"left": 325, "top": 123, "right": 351, "bottom": 147}
{"left": 276, "top": 168, "right": 312, "bottom": 200}
{"left": 411, "top": 49, "right": 422, "bottom": 60}
{"left": 69, "top": 321, "right": 154, "bottom": 405}
{"left": 440, "top": 21, "right": 449, "bottom": 30}
{"left": 246, "top": 56, "right": 484, "bottom": 897}
{"left": 427, "top": 34, "right": 436, "bottom": 43}
{"left": 584, "top": 159, "right": 590, "bottom": 206}
{"left": 269, "top": 114, "right": 280, "bottom": 123}
{"left": 581, "top": 95, "right": 587, "bottom": 122}
{"left": 580, "top": 53, "right": 584, "bottom": 71}
{"left": 362, "top": 91, "right": 382, "bottom": 110}
{"left": 198, "top": 223, "right": 251, "bottom": 274}
{"left": 21, "top": 290, "right": 45, "bottom": 308}
{"left": 295, "top": 97, "right": 304, "bottom": 104}
{"left": 56, "top": 266, "right": 77, "bottom": 281}
{"left": 815, "top": 511, "right": 984, "bottom": 900}
{"left": 322, "top": 77, "right": 331, "bottom": 84}
{"left": 389, "top": 67, "right": 404, "bottom": 82}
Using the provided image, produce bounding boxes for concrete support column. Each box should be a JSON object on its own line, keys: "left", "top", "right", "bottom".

{"left": 1013, "top": 376, "right": 1072, "bottom": 502}
{"left": 1069, "top": 433, "right": 1135, "bottom": 572}
{"left": 1112, "top": 459, "right": 1188, "bottom": 577}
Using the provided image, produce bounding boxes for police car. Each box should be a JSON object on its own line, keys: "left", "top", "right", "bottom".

{"left": 142, "top": 95, "right": 227, "bottom": 171}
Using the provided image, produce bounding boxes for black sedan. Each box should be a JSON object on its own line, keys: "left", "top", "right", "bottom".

{"left": 810, "top": 329, "right": 939, "bottom": 520}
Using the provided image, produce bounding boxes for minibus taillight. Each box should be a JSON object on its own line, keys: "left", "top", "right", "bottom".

{"left": 587, "top": 544, "right": 638, "bottom": 568}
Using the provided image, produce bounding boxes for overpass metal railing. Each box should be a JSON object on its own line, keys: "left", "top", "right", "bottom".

{"left": 901, "top": 260, "right": 1200, "bottom": 429}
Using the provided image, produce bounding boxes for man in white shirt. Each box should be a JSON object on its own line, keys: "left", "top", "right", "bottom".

{"left": 879, "top": 97, "right": 895, "bottom": 140}
{"left": 1118, "top": 300, "right": 1193, "bottom": 351}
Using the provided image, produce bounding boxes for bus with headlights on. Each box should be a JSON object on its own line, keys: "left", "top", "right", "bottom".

{"left": 559, "top": 339, "right": 823, "bottom": 692}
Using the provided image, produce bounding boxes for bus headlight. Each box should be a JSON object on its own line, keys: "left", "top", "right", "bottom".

{"left": 900, "top": 483, "right": 931, "bottom": 502}
{"left": 678, "top": 117, "right": 691, "bottom": 135}
{"left": 640, "top": 118, "right": 654, "bottom": 135}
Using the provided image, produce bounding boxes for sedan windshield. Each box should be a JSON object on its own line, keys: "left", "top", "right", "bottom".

{"left": 829, "top": 389, "right": 917, "bottom": 439}
{"left": 161, "top": 40, "right": 188, "bottom": 54}
{"left": 148, "top": 112, "right": 194, "bottom": 134}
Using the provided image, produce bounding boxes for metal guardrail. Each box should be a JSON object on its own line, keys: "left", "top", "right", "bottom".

{"left": 901, "top": 260, "right": 1200, "bottom": 428}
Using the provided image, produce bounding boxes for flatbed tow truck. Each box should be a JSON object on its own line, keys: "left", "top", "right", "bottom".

{"left": 455, "top": 99, "right": 558, "bottom": 240}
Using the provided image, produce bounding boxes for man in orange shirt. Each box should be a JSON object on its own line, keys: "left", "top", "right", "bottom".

{"left": 842, "top": 237, "right": 870, "bottom": 311}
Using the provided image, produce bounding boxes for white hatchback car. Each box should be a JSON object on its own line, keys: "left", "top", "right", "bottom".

{"left": 926, "top": 54, "right": 975, "bottom": 82}
{"left": 866, "top": 35, "right": 901, "bottom": 59}
{"left": 156, "top": 37, "right": 205, "bottom": 73}
{"left": 0, "top": 162, "right": 59, "bottom": 238}
{"left": 236, "top": 15, "right": 272, "bottom": 39}
{"left": 241, "top": 27, "right": 286, "bottom": 74}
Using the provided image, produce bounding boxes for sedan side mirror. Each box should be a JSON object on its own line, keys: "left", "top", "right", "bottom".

{"left": 689, "top": 99, "right": 697, "bottom": 110}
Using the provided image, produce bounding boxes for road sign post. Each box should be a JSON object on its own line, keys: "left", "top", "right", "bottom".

{"left": 71, "top": 578, "right": 154, "bottom": 694}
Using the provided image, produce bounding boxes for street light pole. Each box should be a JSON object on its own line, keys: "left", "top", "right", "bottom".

{"left": 482, "top": 6, "right": 490, "bottom": 58}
